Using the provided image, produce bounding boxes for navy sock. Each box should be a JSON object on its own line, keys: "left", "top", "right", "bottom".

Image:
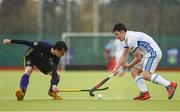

{"left": 20, "top": 74, "right": 29, "bottom": 94}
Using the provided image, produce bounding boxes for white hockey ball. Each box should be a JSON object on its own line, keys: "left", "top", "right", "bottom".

{"left": 97, "top": 94, "right": 103, "bottom": 99}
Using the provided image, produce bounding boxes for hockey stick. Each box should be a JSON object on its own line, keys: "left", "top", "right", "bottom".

{"left": 89, "top": 66, "right": 124, "bottom": 97}
{"left": 58, "top": 86, "right": 109, "bottom": 92}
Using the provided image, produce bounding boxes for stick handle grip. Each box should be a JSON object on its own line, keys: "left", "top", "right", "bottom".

{"left": 111, "top": 66, "right": 124, "bottom": 77}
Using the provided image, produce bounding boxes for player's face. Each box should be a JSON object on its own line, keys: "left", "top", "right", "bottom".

{"left": 114, "top": 31, "right": 125, "bottom": 41}
{"left": 54, "top": 49, "right": 65, "bottom": 57}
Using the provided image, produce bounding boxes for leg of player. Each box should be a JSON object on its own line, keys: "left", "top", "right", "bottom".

{"left": 142, "top": 57, "right": 177, "bottom": 100}
{"left": 131, "top": 67, "right": 151, "bottom": 100}
{"left": 143, "top": 71, "right": 177, "bottom": 100}
{"left": 48, "top": 73, "right": 62, "bottom": 100}
{"left": 16, "top": 66, "right": 32, "bottom": 101}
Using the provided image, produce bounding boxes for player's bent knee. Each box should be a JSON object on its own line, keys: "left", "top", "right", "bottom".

{"left": 142, "top": 71, "right": 151, "bottom": 81}
{"left": 131, "top": 67, "right": 141, "bottom": 78}
{"left": 24, "top": 66, "right": 33, "bottom": 76}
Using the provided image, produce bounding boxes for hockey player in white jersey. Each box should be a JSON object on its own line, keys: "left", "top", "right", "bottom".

{"left": 112, "top": 23, "right": 177, "bottom": 100}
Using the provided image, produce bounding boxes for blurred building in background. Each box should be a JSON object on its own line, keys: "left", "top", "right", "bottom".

{"left": 0, "top": 0, "right": 180, "bottom": 70}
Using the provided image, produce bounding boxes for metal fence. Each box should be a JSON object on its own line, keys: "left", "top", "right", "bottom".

{"left": 0, "top": 0, "right": 180, "bottom": 68}
{"left": 0, "top": 0, "right": 179, "bottom": 36}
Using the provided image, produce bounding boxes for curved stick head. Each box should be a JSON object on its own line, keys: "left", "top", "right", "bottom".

{"left": 89, "top": 91, "right": 95, "bottom": 97}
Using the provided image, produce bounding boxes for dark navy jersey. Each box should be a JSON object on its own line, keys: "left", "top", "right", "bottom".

{"left": 24, "top": 40, "right": 59, "bottom": 65}
{"left": 11, "top": 40, "right": 60, "bottom": 85}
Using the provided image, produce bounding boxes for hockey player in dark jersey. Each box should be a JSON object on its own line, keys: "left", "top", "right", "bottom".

{"left": 3, "top": 39, "right": 68, "bottom": 101}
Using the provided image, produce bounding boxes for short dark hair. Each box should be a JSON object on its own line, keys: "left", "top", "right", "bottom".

{"left": 112, "top": 23, "right": 127, "bottom": 32}
{"left": 53, "top": 41, "right": 68, "bottom": 52}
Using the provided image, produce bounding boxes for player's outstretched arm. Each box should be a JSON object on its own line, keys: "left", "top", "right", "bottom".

{"left": 3, "top": 38, "right": 35, "bottom": 47}
{"left": 3, "top": 39, "right": 11, "bottom": 45}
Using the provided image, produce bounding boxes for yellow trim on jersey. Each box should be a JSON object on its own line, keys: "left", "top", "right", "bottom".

{"left": 48, "top": 71, "right": 53, "bottom": 76}
{"left": 23, "top": 56, "right": 26, "bottom": 67}
{"left": 25, "top": 48, "right": 34, "bottom": 57}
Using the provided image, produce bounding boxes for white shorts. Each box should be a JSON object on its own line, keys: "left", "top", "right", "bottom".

{"left": 135, "top": 55, "right": 162, "bottom": 73}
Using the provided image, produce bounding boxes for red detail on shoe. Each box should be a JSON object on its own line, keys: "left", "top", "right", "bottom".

{"left": 166, "top": 82, "right": 177, "bottom": 100}
{"left": 133, "top": 91, "right": 151, "bottom": 100}
{"left": 15, "top": 89, "right": 24, "bottom": 101}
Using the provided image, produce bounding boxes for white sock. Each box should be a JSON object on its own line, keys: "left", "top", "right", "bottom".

{"left": 151, "top": 74, "right": 171, "bottom": 87}
{"left": 135, "top": 75, "right": 148, "bottom": 93}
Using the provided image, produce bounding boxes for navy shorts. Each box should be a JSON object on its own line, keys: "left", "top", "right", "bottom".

{"left": 24, "top": 56, "right": 52, "bottom": 75}
{"left": 23, "top": 47, "right": 53, "bottom": 75}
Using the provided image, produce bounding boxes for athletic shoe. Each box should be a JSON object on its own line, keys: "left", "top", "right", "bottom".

{"left": 166, "top": 82, "right": 177, "bottom": 100}
{"left": 48, "top": 91, "right": 62, "bottom": 100}
{"left": 15, "top": 89, "right": 24, "bottom": 101}
{"left": 133, "top": 91, "right": 151, "bottom": 100}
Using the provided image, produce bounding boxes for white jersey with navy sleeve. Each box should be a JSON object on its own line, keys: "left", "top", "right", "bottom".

{"left": 124, "top": 31, "right": 162, "bottom": 58}
{"left": 124, "top": 31, "right": 162, "bottom": 73}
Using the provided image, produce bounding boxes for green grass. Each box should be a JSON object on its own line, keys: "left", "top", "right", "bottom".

{"left": 0, "top": 70, "right": 180, "bottom": 111}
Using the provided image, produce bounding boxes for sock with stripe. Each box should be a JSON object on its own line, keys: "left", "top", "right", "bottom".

{"left": 151, "top": 74, "right": 170, "bottom": 87}
{"left": 135, "top": 75, "right": 148, "bottom": 93}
